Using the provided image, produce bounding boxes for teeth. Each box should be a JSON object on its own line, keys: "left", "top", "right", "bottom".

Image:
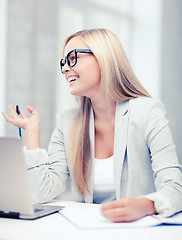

{"left": 68, "top": 77, "right": 76, "bottom": 83}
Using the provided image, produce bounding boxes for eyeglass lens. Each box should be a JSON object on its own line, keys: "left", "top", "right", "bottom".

{"left": 67, "top": 50, "right": 77, "bottom": 67}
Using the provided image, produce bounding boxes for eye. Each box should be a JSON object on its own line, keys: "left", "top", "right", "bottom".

{"left": 70, "top": 56, "right": 76, "bottom": 62}
{"left": 68, "top": 51, "right": 76, "bottom": 65}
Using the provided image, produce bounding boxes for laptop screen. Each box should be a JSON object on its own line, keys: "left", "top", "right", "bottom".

{"left": 0, "top": 137, "right": 34, "bottom": 215}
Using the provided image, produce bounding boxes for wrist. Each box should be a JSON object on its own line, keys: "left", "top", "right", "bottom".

{"left": 25, "top": 123, "right": 40, "bottom": 133}
{"left": 25, "top": 125, "right": 41, "bottom": 150}
{"left": 140, "top": 197, "right": 157, "bottom": 216}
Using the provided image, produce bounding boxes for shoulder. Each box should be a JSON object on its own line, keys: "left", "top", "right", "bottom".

{"left": 55, "top": 108, "right": 77, "bottom": 130}
{"left": 128, "top": 97, "right": 166, "bottom": 116}
{"left": 126, "top": 97, "right": 168, "bottom": 128}
{"left": 57, "top": 108, "right": 77, "bottom": 120}
{"left": 129, "top": 96, "right": 164, "bottom": 108}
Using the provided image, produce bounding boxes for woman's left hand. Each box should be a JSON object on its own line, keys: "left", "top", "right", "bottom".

{"left": 100, "top": 197, "right": 157, "bottom": 222}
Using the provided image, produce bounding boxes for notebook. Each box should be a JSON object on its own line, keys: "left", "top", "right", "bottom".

{"left": 0, "top": 137, "right": 64, "bottom": 220}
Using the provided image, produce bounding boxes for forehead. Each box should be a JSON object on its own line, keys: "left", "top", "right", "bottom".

{"left": 64, "top": 37, "right": 89, "bottom": 56}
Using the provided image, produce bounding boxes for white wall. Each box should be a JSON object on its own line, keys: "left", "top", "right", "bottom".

{"left": 130, "top": 0, "right": 162, "bottom": 98}
{"left": 0, "top": 0, "right": 7, "bottom": 135}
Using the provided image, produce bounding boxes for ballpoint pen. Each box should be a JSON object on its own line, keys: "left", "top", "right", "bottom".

{"left": 16, "top": 105, "right": 22, "bottom": 140}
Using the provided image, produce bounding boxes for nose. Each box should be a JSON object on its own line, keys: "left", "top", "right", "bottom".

{"left": 62, "top": 62, "right": 71, "bottom": 74}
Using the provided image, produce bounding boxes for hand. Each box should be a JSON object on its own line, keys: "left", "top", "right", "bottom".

{"left": 2, "top": 104, "right": 41, "bottom": 149}
{"left": 100, "top": 197, "right": 157, "bottom": 222}
{"left": 1, "top": 104, "right": 40, "bottom": 130}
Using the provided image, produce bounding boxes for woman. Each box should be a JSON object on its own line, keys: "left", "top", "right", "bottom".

{"left": 2, "top": 29, "right": 182, "bottom": 223}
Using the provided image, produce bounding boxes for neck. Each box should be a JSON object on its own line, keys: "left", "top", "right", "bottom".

{"left": 91, "top": 98, "right": 116, "bottom": 121}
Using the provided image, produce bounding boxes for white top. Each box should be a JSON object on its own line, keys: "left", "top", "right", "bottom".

{"left": 93, "top": 156, "right": 116, "bottom": 204}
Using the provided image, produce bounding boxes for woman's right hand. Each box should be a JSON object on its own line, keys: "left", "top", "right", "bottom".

{"left": 2, "top": 104, "right": 40, "bottom": 130}
{"left": 1, "top": 104, "right": 41, "bottom": 150}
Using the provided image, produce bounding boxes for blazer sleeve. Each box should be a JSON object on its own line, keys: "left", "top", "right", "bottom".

{"left": 142, "top": 99, "right": 182, "bottom": 217}
{"left": 25, "top": 113, "right": 69, "bottom": 203}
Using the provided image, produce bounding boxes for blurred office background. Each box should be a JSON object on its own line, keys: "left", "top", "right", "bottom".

{"left": 0, "top": 0, "right": 181, "bottom": 162}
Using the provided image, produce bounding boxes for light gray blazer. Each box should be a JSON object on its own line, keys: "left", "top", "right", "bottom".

{"left": 26, "top": 97, "right": 182, "bottom": 216}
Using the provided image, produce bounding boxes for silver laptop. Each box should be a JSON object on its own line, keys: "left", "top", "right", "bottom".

{"left": 0, "top": 137, "right": 64, "bottom": 220}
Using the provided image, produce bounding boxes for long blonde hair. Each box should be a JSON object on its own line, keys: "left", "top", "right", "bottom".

{"left": 60, "top": 29, "right": 151, "bottom": 196}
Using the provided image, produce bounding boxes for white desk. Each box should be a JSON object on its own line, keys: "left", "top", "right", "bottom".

{"left": 1, "top": 201, "right": 182, "bottom": 240}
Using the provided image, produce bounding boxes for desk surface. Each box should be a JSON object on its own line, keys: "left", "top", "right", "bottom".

{"left": 1, "top": 201, "right": 182, "bottom": 240}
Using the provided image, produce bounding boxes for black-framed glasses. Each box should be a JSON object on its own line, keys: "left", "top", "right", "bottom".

{"left": 60, "top": 49, "right": 93, "bottom": 74}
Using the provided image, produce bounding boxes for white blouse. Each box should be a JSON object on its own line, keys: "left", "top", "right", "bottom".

{"left": 93, "top": 156, "right": 116, "bottom": 204}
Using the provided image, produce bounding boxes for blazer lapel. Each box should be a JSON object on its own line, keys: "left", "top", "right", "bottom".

{"left": 114, "top": 100, "right": 129, "bottom": 199}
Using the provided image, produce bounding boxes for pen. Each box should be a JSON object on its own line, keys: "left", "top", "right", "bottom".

{"left": 16, "top": 105, "right": 22, "bottom": 140}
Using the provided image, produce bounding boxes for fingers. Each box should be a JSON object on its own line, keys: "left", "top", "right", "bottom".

{"left": 1, "top": 104, "right": 20, "bottom": 124}
{"left": 101, "top": 199, "right": 129, "bottom": 210}
{"left": 2, "top": 105, "right": 36, "bottom": 119}
{"left": 101, "top": 207, "right": 127, "bottom": 222}
{"left": 19, "top": 106, "right": 28, "bottom": 119}
{"left": 102, "top": 210, "right": 134, "bottom": 223}
{"left": 100, "top": 198, "right": 142, "bottom": 223}
{"left": 2, "top": 104, "right": 40, "bottom": 130}
{"left": 27, "top": 105, "right": 40, "bottom": 121}
{"left": 3, "top": 104, "right": 27, "bottom": 119}
{"left": 1, "top": 110, "right": 20, "bottom": 127}
{"left": 8, "top": 104, "right": 19, "bottom": 119}
{"left": 1, "top": 111, "right": 13, "bottom": 123}
{"left": 27, "top": 105, "right": 37, "bottom": 114}
{"left": 1, "top": 104, "right": 34, "bottom": 126}
{"left": 101, "top": 202, "right": 131, "bottom": 222}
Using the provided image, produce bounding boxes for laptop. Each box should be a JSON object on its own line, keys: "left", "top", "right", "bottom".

{"left": 0, "top": 137, "right": 64, "bottom": 220}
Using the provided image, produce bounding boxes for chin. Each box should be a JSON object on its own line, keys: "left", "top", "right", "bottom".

{"left": 70, "top": 89, "right": 84, "bottom": 96}
{"left": 70, "top": 90, "right": 81, "bottom": 96}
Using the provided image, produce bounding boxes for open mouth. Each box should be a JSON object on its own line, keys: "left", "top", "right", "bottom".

{"left": 68, "top": 76, "right": 78, "bottom": 84}
{"left": 69, "top": 78, "right": 76, "bottom": 83}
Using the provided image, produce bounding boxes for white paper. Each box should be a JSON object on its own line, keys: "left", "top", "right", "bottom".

{"left": 154, "top": 212, "right": 182, "bottom": 225}
{"left": 60, "top": 204, "right": 162, "bottom": 229}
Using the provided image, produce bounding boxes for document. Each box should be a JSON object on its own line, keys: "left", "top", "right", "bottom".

{"left": 59, "top": 204, "right": 182, "bottom": 229}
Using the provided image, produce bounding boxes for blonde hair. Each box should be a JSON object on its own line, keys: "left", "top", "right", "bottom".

{"left": 60, "top": 29, "right": 151, "bottom": 195}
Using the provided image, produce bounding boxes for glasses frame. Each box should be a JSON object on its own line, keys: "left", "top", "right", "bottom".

{"left": 60, "top": 49, "right": 93, "bottom": 74}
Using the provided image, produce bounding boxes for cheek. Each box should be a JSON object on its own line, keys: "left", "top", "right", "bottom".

{"left": 85, "top": 69, "right": 100, "bottom": 86}
{"left": 89, "top": 61, "right": 101, "bottom": 82}
{"left": 75, "top": 58, "right": 101, "bottom": 82}
{"left": 93, "top": 66, "right": 101, "bottom": 83}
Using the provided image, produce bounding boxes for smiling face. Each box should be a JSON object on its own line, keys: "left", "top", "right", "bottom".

{"left": 62, "top": 37, "right": 101, "bottom": 100}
